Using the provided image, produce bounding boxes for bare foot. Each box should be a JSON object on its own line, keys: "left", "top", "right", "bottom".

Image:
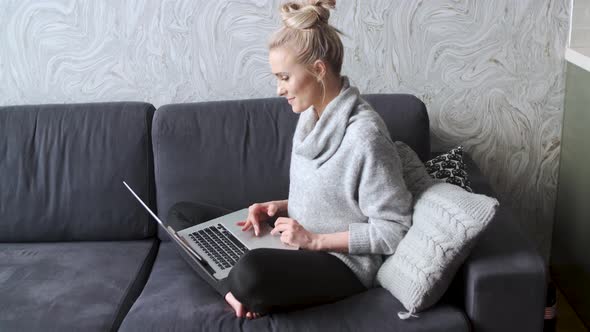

{"left": 224, "top": 292, "right": 264, "bottom": 319}
{"left": 225, "top": 292, "right": 246, "bottom": 317}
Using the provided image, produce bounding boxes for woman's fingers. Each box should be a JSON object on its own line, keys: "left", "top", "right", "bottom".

{"left": 270, "top": 223, "right": 288, "bottom": 236}
{"left": 243, "top": 202, "right": 281, "bottom": 236}
{"left": 274, "top": 217, "right": 295, "bottom": 227}
{"left": 252, "top": 218, "right": 261, "bottom": 236}
{"left": 266, "top": 204, "right": 277, "bottom": 216}
{"left": 237, "top": 220, "right": 252, "bottom": 231}
{"left": 240, "top": 216, "right": 260, "bottom": 236}
{"left": 246, "top": 204, "right": 262, "bottom": 236}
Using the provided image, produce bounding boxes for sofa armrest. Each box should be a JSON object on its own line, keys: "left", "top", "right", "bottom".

{"left": 461, "top": 153, "right": 546, "bottom": 332}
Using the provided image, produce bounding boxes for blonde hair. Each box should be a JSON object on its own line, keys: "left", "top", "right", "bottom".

{"left": 269, "top": 0, "right": 344, "bottom": 76}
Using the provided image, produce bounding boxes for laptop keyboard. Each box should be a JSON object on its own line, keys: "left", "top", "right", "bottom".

{"left": 188, "top": 224, "right": 248, "bottom": 271}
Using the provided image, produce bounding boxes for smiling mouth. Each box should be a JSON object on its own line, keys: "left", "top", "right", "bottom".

{"left": 287, "top": 97, "right": 295, "bottom": 103}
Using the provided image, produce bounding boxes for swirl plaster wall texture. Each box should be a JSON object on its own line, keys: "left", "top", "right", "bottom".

{"left": 0, "top": 0, "right": 570, "bottom": 260}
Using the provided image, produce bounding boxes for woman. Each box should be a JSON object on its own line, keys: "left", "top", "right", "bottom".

{"left": 169, "top": 0, "right": 412, "bottom": 320}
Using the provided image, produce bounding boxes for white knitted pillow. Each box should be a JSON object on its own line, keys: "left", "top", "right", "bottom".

{"left": 394, "top": 142, "right": 434, "bottom": 196}
{"left": 378, "top": 143, "right": 499, "bottom": 319}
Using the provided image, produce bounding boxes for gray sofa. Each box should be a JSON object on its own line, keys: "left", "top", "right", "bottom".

{"left": 0, "top": 96, "right": 546, "bottom": 331}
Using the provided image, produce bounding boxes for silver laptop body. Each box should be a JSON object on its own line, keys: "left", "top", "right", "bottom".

{"left": 123, "top": 181, "right": 298, "bottom": 280}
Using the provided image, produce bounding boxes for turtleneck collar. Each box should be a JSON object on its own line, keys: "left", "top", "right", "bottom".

{"left": 292, "top": 76, "right": 360, "bottom": 167}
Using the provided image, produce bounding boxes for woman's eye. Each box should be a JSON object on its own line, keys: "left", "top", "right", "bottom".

{"left": 281, "top": 76, "right": 289, "bottom": 81}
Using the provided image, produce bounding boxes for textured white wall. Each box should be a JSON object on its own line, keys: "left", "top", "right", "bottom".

{"left": 0, "top": 0, "right": 570, "bottom": 259}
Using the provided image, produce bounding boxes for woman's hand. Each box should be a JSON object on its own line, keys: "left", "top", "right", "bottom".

{"left": 237, "top": 200, "right": 287, "bottom": 236}
{"left": 270, "top": 217, "right": 319, "bottom": 250}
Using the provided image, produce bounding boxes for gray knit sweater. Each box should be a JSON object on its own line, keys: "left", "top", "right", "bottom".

{"left": 288, "top": 77, "right": 413, "bottom": 288}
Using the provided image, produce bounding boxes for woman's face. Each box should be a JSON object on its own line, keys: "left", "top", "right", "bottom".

{"left": 269, "top": 47, "right": 320, "bottom": 114}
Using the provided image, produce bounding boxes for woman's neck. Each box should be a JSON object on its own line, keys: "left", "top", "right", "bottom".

{"left": 314, "top": 75, "right": 343, "bottom": 118}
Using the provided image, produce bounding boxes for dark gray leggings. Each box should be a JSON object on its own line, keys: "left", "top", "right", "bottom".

{"left": 167, "top": 201, "right": 367, "bottom": 314}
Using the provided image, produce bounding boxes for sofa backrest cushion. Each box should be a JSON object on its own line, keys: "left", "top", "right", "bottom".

{"left": 153, "top": 94, "right": 429, "bottom": 240}
{"left": 0, "top": 102, "right": 157, "bottom": 242}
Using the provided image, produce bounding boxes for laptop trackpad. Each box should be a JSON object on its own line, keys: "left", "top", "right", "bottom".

{"left": 231, "top": 219, "right": 299, "bottom": 251}
{"left": 216, "top": 209, "right": 299, "bottom": 251}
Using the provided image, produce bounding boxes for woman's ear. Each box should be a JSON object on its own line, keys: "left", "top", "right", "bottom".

{"left": 312, "top": 60, "right": 327, "bottom": 81}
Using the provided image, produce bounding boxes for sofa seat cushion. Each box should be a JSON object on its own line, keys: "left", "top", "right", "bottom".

{"left": 120, "top": 242, "right": 469, "bottom": 332}
{"left": 0, "top": 240, "right": 158, "bottom": 332}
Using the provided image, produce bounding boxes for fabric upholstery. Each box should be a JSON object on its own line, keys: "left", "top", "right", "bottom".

{"left": 460, "top": 153, "right": 494, "bottom": 197}
{"left": 152, "top": 94, "right": 429, "bottom": 240}
{"left": 0, "top": 102, "right": 157, "bottom": 241}
{"left": 0, "top": 240, "right": 158, "bottom": 331}
{"left": 119, "top": 242, "right": 469, "bottom": 332}
{"left": 0, "top": 93, "right": 546, "bottom": 332}
{"left": 458, "top": 154, "right": 547, "bottom": 332}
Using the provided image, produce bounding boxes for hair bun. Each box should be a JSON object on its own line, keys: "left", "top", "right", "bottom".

{"left": 280, "top": 0, "right": 336, "bottom": 30}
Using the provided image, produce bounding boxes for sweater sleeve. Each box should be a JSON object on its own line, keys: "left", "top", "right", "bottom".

{"left": 348, "top": 131, "right": 413, "bottom": 255}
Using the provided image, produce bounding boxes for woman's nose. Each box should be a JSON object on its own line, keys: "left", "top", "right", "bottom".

{"left": 277, "top": 85, "right": 286, "bottom": 96}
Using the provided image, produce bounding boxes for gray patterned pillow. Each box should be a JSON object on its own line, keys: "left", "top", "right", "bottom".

{"left": 378, "top": 142, "right": 499, "bottom": 319}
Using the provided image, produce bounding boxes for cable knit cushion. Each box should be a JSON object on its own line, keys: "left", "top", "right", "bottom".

{"left": 394, "top": 142, "right": 434, "bottom": 196}
{"left": 377, "top": 142, "right": 499, "bottom": 318}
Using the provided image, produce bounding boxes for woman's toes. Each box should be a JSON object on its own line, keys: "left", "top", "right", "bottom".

{"left": 246, "top": 311, "right": 262, "bottom": 319}
{"left": 224, "top": 292, "right": 265, "bottom": 319}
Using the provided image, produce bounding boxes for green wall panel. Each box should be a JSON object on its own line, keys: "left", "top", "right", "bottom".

{"left": 551, "top": 61, "right": 590, "bottom": 327}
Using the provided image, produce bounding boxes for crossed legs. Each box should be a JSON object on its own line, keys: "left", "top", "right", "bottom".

{"left": 167, "top": 201, "right": 366, "bottom": 319}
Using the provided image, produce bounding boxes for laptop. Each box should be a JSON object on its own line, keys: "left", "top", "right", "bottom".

{"left": 123, "top": 181, "right": 298, "bottom": 281}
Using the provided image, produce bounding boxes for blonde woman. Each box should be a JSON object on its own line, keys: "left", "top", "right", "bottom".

{"left": 169, "top": 0, "right": 412, "bottom": 320}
